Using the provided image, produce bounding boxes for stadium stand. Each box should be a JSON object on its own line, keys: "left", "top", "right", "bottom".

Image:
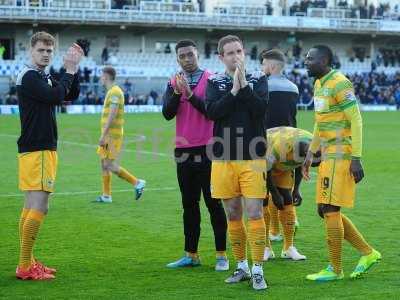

{"left": 0, "top": 0, "right": 399, "bottom": 108}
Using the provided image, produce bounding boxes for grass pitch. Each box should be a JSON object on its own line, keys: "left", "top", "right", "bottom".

{"left": 0, "top": 111, "right": 399, "bottom": 299}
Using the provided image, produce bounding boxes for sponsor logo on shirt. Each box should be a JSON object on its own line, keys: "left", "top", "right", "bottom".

{"left": 314, "top": 97, "right": 328, "bottom": 112}
{"left": 344, "top": 91, "right": 357, "bottom": 102}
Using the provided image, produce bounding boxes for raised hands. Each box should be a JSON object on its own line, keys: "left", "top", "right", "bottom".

{"left": 231, "top": 58, "right": 247, "bottom": 96}
{"left": 64, "top": 43, "right": 84, "bottom": 74}
{"left": 235, "top": 58, "right": 247, "bottom": 88}
{"left": 175, "top": 73, "right": 192, "bottom": 98}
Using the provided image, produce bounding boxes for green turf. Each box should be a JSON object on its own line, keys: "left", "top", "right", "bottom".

{"left": 0, "top": 111, "right": 399, "bottom": 299}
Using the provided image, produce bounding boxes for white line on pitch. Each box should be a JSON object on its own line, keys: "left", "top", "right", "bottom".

{"left": 0, "top": 186, "right": 177, "bottom": 198}
{"left": 0, "top": 133, "right": 172, "bottom": 158}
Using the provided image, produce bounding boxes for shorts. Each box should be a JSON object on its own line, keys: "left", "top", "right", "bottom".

{"left": 97, "top": 138, "right": 122, "bottom": 160}
{"left": 271, "top": 169, "right": 294, "bottom": 190}
{"left": 18, "top": 150, "right": 58, "bottom": 193}
{"left": 316, "top": 159, "right": 355, "bottom": 208}
{"left": 211, "top": 160, "right": 266, "bottom": 200}
{"left": 264, "top": 169, "right": 294, "bottom": 204}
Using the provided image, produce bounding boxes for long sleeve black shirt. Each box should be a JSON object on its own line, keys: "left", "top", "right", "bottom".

{"left": 205, "top": 71, "right": 268, "bottom": 160}
{"left": 16, "top": 65, "right": 80, "bottom": 153}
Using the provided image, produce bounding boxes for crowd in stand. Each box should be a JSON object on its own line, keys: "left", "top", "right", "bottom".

{"left": 289, "top": 1, "right": 399, "bottom": 20}
{"left": 372, "top": 49, "right": 400, "bottom": 68}
{"left": 1, "top": 40, "right": 400, "bottom": 108}
{"left": 288, "top": 70, "right": 400, "bottom": 107}
{"left": 111, "top": 0, "right": 205, "bottom": 12}
{"left": 2, "top": 67, "right": 400, "bottom": 108}
{"left": 289, "top": 0, "right": 327, "bottom": 15}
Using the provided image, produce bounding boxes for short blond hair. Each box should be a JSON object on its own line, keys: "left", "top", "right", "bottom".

{"left": 30, "top": 31, "right": 56, "bottom": 48}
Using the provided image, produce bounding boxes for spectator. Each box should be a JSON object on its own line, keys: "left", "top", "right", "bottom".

{"left": 76, "top": 38, "right": 90, "bottom": 56}
{"left": 101, "top": 47, "right": 109, "bottom": 64}
{"left": 5, "top": 78, "right": 18, "bottom": 104}
{"left": 84, "top": 67, "right": 92, "bottom": 83}
{"left": 395, "top": 85, "right": 400, "bottom": 109}
{"left": 149, "top": 89, "right": 158, "bottom": 104}
{"left": 265, "top": 1, "right": 273, "bottom": 15}
{"left": 338, "top": 0, "right": 348, "bottom": 9}
{"left": 197, "top": 0, "right": 205, "bottom": 13}
{"left": 369, "top": 3, "right": 376, "bottom": 19}
{"left": 113, "top": 0, "right": 127, "bottom": 9}
{"left": 359, "top": 5, "right": 368, "bottom": 19}
{"left": 93, "top": 73, "right": 100, "bottom": 95}
{"left": 292, "top": 40, "right": 302, "bottom": 59}
{"left": 84, "top": 91, "right": 97, "bottom": 104}
{"left": 290, "top": 1, "right": 300, "bottom": 16}
{"left": 300, "top": 0, "right": 309, "bottom": 14}
{"left": 123, "top": 78, "right": 132, "bottom": 94}
{"left": 250, "top": 45, "right": 258, "bottom": 60}
{"left": 375, "top": 51, "right": 383, "bottom": 66}
{"left": 204, "top": 41, "right": 211, "bottom": 59}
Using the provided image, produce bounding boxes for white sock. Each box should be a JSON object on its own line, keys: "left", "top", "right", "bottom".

{"left": 252, "top": 263, "right": 263, "bottom": 275}
{"left": 237, "top": 260, "right": 249, "bottom": 272}
{"left": 135, "top": 179, "right": 145, "bottom": 187}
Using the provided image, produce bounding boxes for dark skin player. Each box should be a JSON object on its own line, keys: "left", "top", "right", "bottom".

{"left": 302, "top": 47, "right": 364, "bottom": 218}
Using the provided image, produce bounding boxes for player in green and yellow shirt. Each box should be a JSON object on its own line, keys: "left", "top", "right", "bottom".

{"left": 264, "top": 127, "right": 318, "bottom": 262}
{"left": 96, "top": 67, "right": 145, "bottom": 203}
{"left": 303, "top": 45, "right": 381, "bottom": 282}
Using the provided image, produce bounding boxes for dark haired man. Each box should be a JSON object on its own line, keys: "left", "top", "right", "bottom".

{"left": 303, "top": 45, "right": 381, "bottom": 282}
{"left": 162, "top": 39, "right": 228, "bottom": 271}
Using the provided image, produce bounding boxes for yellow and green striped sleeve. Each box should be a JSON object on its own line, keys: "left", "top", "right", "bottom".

{"left": 309, "top": 123, "right": 320, "bottom": 154}
{"left": 343, "top": 104, "right": 363, "bottom": 158}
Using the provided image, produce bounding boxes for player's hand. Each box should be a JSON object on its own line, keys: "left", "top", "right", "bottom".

{"left": 231, "top": 68, "right": 241, "bottom": 96}
{"left": 175, "top": 73, "right": 184, "bottom": 93}
{"left": 350, "top": 158, "right": 364, "bottom": 184}
{"left": 64, "top": 44, "right": 84, "bottom": 74}
{"left": 72, "top": 43, "right": 85, "bottom": 58}
{"left": 292, "top": 188, "right": 303, "bottom": 207}
{"left": 236, "top": 58, "right": 247, "bottom": 88}
{"left": 302, "top": 151, "right": 313, "bottom": 181}
{"left": 176, "top": 73, "right": 192, "bottom": 97}
{"left": 271, "top": 191, "right": 284, "bottom": 210}
{"left": 99, "top": 135, "right": 107, "bottom": 147}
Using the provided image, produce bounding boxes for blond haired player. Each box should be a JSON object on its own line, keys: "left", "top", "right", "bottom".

{"left": 16, "top": 32, "right": 83, "bottom": 280}
{"left": 96, "top": 67, "right": 145, "bottom": 203}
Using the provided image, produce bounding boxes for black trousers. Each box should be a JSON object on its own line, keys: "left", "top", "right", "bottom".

{"left": 176, "top": 152, "right": 227, "bottom": 253}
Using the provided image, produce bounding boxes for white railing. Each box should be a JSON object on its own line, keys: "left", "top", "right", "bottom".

{"left": 307, "top": 8, "right": 352, "bottom": 19}
{"left": 140, "top": 1, "right": 196, "bottom": 13}
{"left": 213, "top": 5, "right": 267, "bottom": 16}
{"left": 0, "top": 5, "right": 400, "bottom": 34}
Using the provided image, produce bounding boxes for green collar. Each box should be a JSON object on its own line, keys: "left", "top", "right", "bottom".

{"left": 319, "top": 69, "right": 337, "bottom": 88}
